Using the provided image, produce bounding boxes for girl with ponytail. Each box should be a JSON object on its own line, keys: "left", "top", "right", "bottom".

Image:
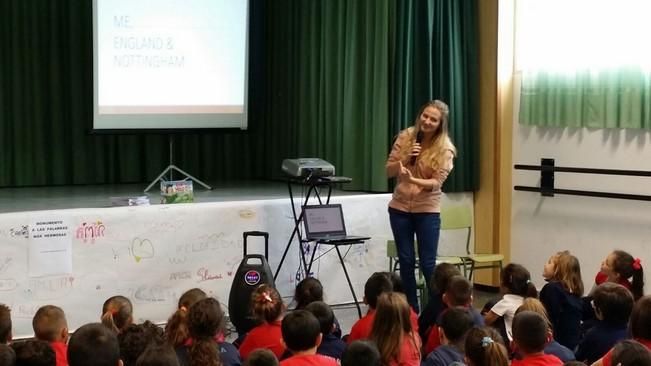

{"left": 464, "top": 327, "right": 509, "bottom": 366}
{"left": 238, "top": 284, "right": 285, "bottom": 360}
{"left": 165, "top": 288, "right": 207, "bottom": 347}
{"left": 175, "top": 297, "right": 240, "bottom": 366}
{"left": 101, "top": 295, "right": 133, "bottom": 334}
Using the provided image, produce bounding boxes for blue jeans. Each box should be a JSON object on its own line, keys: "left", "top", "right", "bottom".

{"left": 388, "top": 207, "right": 440, "bottom": 312}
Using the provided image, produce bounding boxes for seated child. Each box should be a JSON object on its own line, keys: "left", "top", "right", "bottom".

{"left": 370, "top": 292, "right": 421, "bottom": 366}
{"left": 135, "top": 342, "right": 180, "bottom": 366}
{"left": 244, "top": 349, "right": 279, "bottom": 366}
{"left": 32, "top": 305, "right": 68, "bottom": 366}
{"left": 515, "top": 298, "right": 575, "bottom": 363}
{"left": 165, "top": 288, "right": 207, "bottom": 347}
{"left": 0, "top": 343, "right": 15, "bottom": 366}
{"left": 511, "top": 311, "right": 563, "bottom": 366}
{"left": 12, "top": 340, "right": 55, "bottom": 366}
{"left": 175, "top": 298, "right": 240, "bottom": 366}
{"left": 341, "top": 340, "right": 381, "bottom": 366}
{"left": 102, "top": 295, "right": 134, "bottom": 334}
{"left": 278, "top": 310, "right": 337, "bottom": 366}
{"left": 464, "top": 327, "right": 509, "bottom": 366}
{"left": 611, "top": 340, "right": 651, "bottom": 366}
{"left": 418, "top": 263, "right": 462, "bottom": 342}
{"left": 422, "top": 307, "right": 474, "bottom": 366}
{"left": 347, "top": 272, "right": 393, "bottom": 343}
{"left": 484, "top": 263, "right": 537, "bottom": 342}
{"left": 239, "top": 284, "right": 286, "bottom": 360}
{"left": 593, "top": 294, "right": 651, "bottom": 366}
{"left": 293, "top": 277, "right": 341, "bottom": 338}
{"left": 0, "top": 304, "right": 11, "bottom": 344}
{"left": 118, "top": 321, "right": 166, "bottom": 366}
{"left": 423, "top": 275, "right": 484, "bottom": 354}
{"left": 304, "top": 301, "right": 345, "bottom": 360}
{"left": 575, "top": 283, "right": 633, "bottom": 365}
{"left": 67, "top": 323, "right": 121, "bottom": 366}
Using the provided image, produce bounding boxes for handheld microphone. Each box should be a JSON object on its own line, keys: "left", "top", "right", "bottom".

{"left": 410, "top": 131, "right": 424, "bottom": 166}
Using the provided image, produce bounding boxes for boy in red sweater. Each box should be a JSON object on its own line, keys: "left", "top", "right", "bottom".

{"left": 32, "top": 305, "right": 68, "bottom": 366}
{"left": 511, "top": 311, "right": 562, "bottom": 366}
{"left": 279, "top": 310, "right": 337, "bottom": 366}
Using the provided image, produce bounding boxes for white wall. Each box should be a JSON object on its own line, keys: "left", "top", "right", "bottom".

{"left": 511, "top": 80, "right": 651, "bottom": 291}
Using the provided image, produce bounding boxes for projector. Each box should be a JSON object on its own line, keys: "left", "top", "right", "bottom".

{"left": 281, "top": 158, "right": 335, "bottom": 178}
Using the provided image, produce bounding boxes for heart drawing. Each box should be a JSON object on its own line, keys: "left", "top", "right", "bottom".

{"left": 131, "top": 238, "right": 155, "bottom": 263}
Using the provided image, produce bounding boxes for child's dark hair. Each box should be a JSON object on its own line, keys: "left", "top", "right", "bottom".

{"left": 432, "top": 263, "right": 462, "bottom": 293}
{"left": 243, "top": 349, "right": 279, "bottom": 366}
{"left": 341, "top": 340, "right": 381, "bottom": 366}
{"left": 611, "top": 340, "right": 651, "bottom": 366}
{"left": 187, "top": 298, "right": 224, "bottom": 366}
{"left": 68, "top": 323, "right": 120, "bottom": 366}
{"left": 445, "top": 275, "right": 473, "bottom": 306}
{"left": 465, "top": 327, "right": 509, "bottom": 366}
{"left": 293, "top": 277, "right": 323, "bottom": 309}
{"left": 630, "top": 295, "right": 651, "bottom": 340}
{"left": 118, "top": 321, "right": 165, "bottom": 366}
{"left": 243, "top": 348, "right": 279, "bottom": 366}
{"left": 304, "top": 301, "right": 335, "bottom": 336}
{"left": 135, "top": 342, "right": 180, "bottom": 366}
{"left": 562, "top": 362, "right": 587, "bottom": 366}
{"left": 101, "top": 295, "right": 133, "bottom": 334}
{"left": 165, "top": 288, "right": 207, "bottom": 347}
{"left": 611, "top": 250, "right": 644, "bottom": 300}
{"left": 440, "top": 308, "right": 474, "bottom": 345}
{"left": 592, "top": 282, "right": 634, "bottom": 327}
{"left": 11, "top": 340, "right": 55, "bottom": 366}
{"left": 251, "top": 284, "right": 283, "bottom": 323}
{"left": 32, "top": 305, "right": 67, "bottom": 342}
{"left": 281, "top": 310, "right": 320, "bottom": 352}
{"left": 0, "top": 304, "right": 12, "bottom": 343}
{"left": 512, "top": 311, "right": 549, "bottom": 354}
{"left": 501, "top": 263, "right": 537, "bottom": 298}
{"left": 364, "top": 272, "right": 393, "bottom": 309}
{"left": 0, "top": 344, "right": 15, "bottom": 366}
{"left": 383, "top": 272, "right": 405, "bottom": 294}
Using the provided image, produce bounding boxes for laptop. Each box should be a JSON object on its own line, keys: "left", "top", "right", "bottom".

{"left": 302, "top": 204, "right": 370, "bottom": 244}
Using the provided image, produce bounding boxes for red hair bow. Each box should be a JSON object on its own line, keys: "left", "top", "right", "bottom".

{"left": 633, "top": 258, "right": 642, "bottom": 270}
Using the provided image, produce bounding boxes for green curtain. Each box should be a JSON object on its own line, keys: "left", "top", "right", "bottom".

{"left": 519, "top": 68, "right": 651, "bottom": 129}
{"left": 0, "top": 0, "right": 478, "bottom": 192}
{"left": 389, "top": 0, "right": 479, "bottom": 191}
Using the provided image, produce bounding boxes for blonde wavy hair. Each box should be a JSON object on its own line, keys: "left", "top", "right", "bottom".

{"left": 550, "top": 251, "right": 584, "bottom": 296}
{"left": 399, "top": 100, "right": 456, "bottom": 170}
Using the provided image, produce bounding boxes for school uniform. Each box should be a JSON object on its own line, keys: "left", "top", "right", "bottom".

{"left": 238, "top": 320, "right": 285, "bottom": 360}
{"left": 421, "top": 344, "right": 464, "bottom": 366}
{"left": 540, "top": 281, "right": 582, "bottom": 350}
{"left": 423, "top": 307, "right": 484, "bottom": 355}
{"left": 50, "top": 341, "right": 68, "bottom": 366}
{"left": 388, "top": 334, "right": 421, "bottom": 366}
{"left": 348, "top": 308, "right": 419, "bottom": 343}
{"left": 574, "top": 322, "right": 628, "bottom": 365}
{"left": 490, "top": 294, "right": 524, "bottom": 341}
{"left": 176, "top": 341, "right": 241, "bottom": 366}
{"left": 510, "top": 354, "right": 563, "bottom": 366}
{"left": 279, "top": 354, "right": 338, "bottom": 366}
{"left": 316, "top": 333, "right": 346, "bottom": 360}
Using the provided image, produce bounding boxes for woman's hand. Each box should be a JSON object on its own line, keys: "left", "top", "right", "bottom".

{"left": 398, "top": 162, "right": 413, "bottom": 182}
{"left": 410, "top": 143, "right": 421, "bottom": 160}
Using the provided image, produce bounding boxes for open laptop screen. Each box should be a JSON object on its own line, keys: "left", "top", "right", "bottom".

{"left": 303, "top": 204, "right": 347, "bottom": 238}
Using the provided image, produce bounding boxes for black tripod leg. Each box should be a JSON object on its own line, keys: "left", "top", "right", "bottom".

{"left": 335, "top": 245, "right": 362, "bottom": 319}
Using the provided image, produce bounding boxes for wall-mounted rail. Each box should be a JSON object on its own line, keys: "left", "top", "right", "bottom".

{"left": 513, "top": 159, "right": 651, "bottom": 201}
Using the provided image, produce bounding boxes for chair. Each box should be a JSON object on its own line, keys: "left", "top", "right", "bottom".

{"left": 386, "top": 240, "right": 465, "bottom": 308}
{"left": 440, "top": 205, "right": 504, "bottom": 281}
{"left": 386, "top": 240, "right": 428, "bottom": 307}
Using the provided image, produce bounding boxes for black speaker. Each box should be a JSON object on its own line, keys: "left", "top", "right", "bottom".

{"left": 228, "top": 231, "right": 275, "bottom": 336}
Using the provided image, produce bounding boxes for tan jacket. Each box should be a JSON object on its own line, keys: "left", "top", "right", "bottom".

{"left": 385, "top": 130, "right": 454, "bottom": 213}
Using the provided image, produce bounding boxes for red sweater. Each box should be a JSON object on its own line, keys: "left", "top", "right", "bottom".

{"left": 238, "top": 321, "right": 285, "bottom": 360}
{"left": 347, "top": 309, "right": 419, "bottom": 343}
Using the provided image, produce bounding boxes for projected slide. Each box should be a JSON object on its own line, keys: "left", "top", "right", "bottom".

{"left": 93, "top": 0, "right": 248, "bottom": 129}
